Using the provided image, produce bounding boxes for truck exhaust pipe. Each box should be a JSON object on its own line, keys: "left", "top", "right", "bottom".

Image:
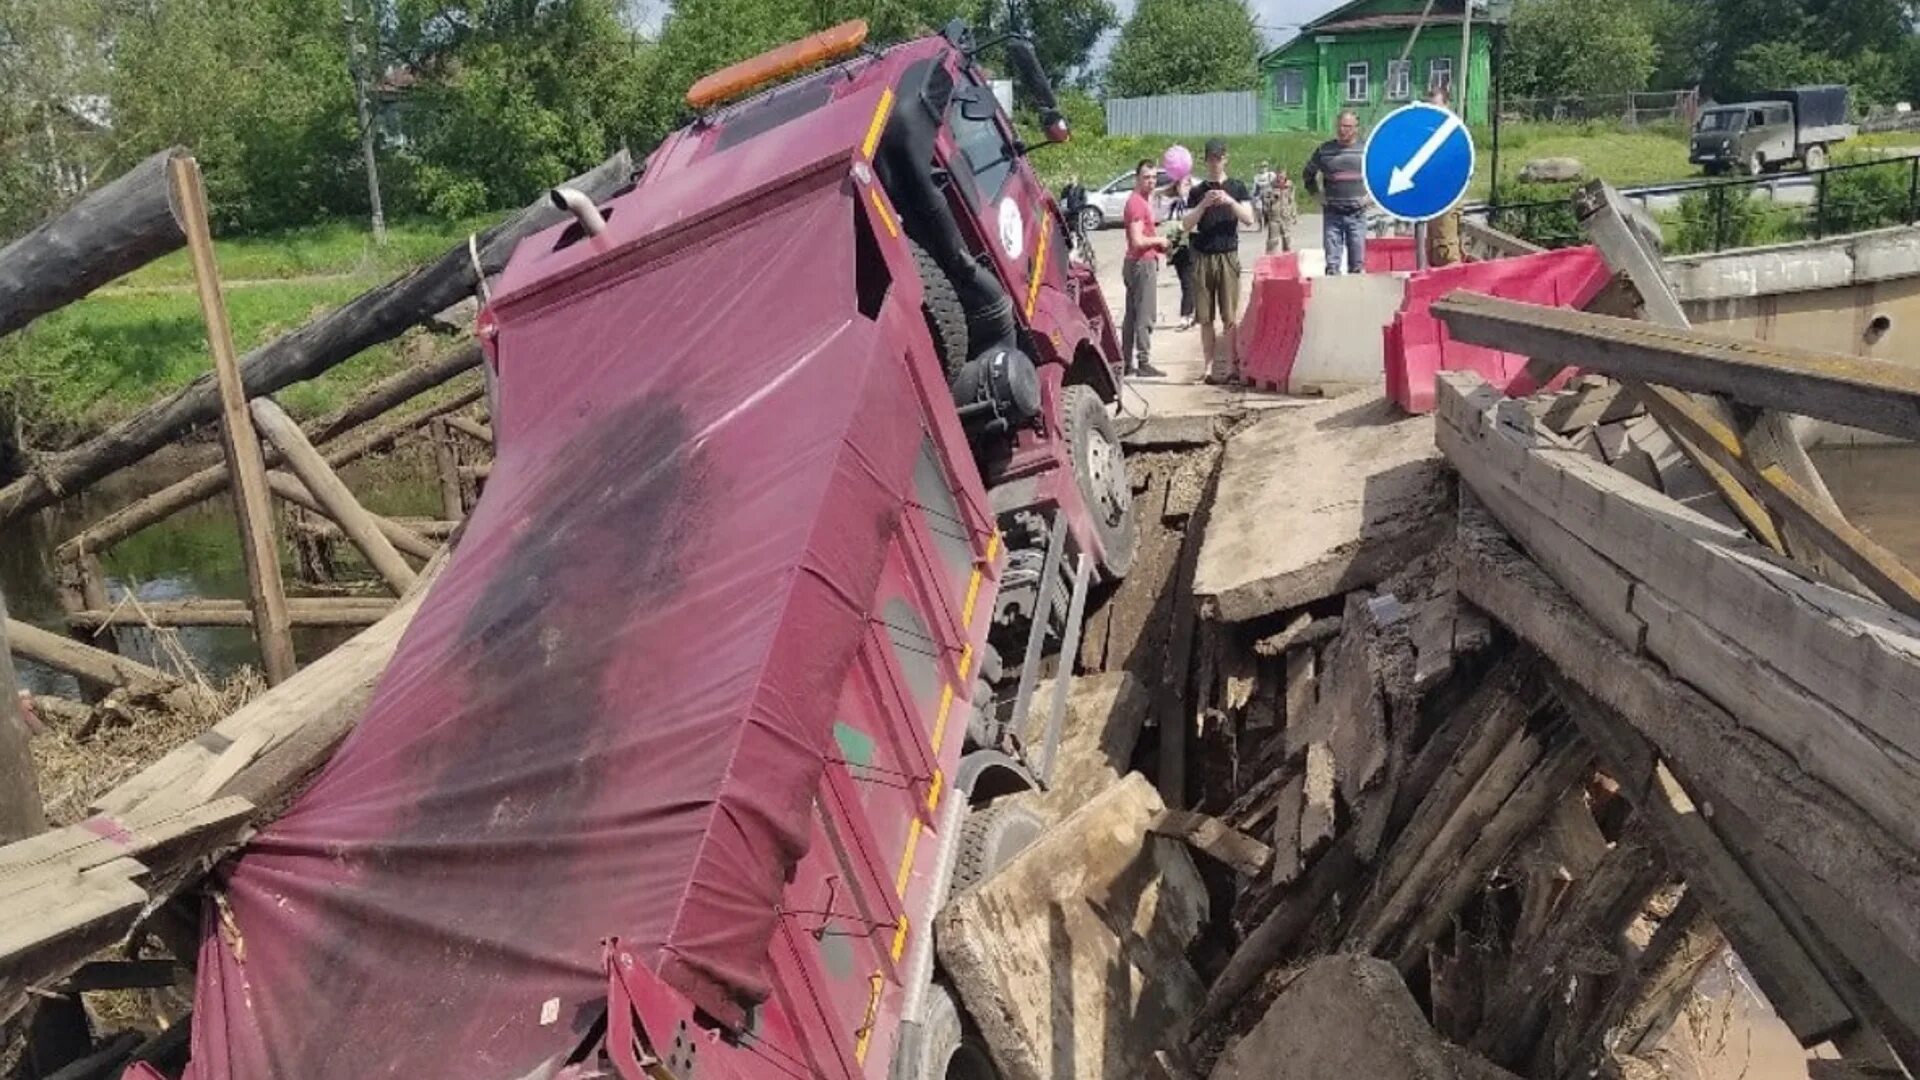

{"left": 549, "top": 187, "right": 608, "bottom": 237}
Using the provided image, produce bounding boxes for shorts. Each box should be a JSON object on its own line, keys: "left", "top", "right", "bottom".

{"left": 1193, "top": 250, "right": 1242, "bottom": 324}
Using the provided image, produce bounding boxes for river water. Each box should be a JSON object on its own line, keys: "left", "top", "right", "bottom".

{"left": 0, "top": 446, "right": 442, "bottom": 695}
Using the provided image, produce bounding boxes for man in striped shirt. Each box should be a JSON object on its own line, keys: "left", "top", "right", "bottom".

{"left": 1303, "top": 110, "right": 1369, "bottom": 274}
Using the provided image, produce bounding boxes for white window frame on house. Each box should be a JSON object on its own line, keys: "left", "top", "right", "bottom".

{"left": 1274, "top": 68, "right": 1305, "bottom": 107}
{"left": 1387, "top": 59, "right": 1412, "bottom": 101}
{"left": 1345, "top": 61, "right": 1370, "bottom": 103}
{"left": 1428, "top": 57, "right": 1454, "bottom": 95}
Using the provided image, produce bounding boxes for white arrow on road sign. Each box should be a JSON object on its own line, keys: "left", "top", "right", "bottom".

{"left": 1387, "top": 111, "right": 1465, "bottom": 196}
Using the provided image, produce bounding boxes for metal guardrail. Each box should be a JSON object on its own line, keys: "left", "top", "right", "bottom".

{"left": 1472, "top": 155, "right": 1920, "bottom": 254}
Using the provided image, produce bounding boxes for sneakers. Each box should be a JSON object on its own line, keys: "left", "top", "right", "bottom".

{"left": 1132, "top": 362, "right": 1167, "bottom": 379}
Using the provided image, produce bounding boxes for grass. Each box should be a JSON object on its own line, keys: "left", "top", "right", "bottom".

{"left": 112, "top": 215, "right": 494, "bottom": 288}
{"left": 0, "top": 276, "right": 430, "bottom": 442}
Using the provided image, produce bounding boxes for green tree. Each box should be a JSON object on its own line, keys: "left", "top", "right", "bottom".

{"left": 1001, "top": 0, "right": 1118, "bottom": 83}
{"left": 0, "top": 0, "right": 116, "bottom": 237}
{"left": 1104, "top": 0, "right": 1260, "bottom": 98}
{"left": 1505, "top": 0, "right": 1657, "bottom": 99}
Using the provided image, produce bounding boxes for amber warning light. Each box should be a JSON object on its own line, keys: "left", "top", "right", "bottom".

{"left": 686, "top": 20, "right": 870, "bottom": 109}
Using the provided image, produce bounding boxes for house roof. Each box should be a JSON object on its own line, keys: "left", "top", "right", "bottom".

{"left": 1260, "top": 0, "right": 1470, "bottom": 63}
{"left": 1317, "top": 13, "right": 1465, "bottom": 31}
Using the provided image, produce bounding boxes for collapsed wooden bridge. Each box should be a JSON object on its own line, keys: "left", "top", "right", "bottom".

{"left": 1, "top": 161, "right": 1919, "bottom": 1080}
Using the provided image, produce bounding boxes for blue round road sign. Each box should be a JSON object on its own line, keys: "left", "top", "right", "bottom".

{"left": 1363, "top": 102, "right": 1475, "bottom": 223}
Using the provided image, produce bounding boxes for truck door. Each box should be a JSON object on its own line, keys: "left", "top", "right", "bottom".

{"left": 942, "top": 72, "right": 1061, "bottom": 322}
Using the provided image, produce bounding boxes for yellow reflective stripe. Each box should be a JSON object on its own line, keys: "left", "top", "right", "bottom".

{"left": 861, "top": 87, "right": 895, "bottom": 159}
{"left": 926, "top": 768, "right": 944, "bottom": 813}
{"left": 931, "top": 682, "right": 954, "bottom": 747}
{"left": 986, "top": 530, "right": 1001, "bottom": 561}
{"left": 1025, "top": 209, "right": 1051, "bottom": 318}
{"left": 896, "top": 817, "right": 923, "bottom": 896}
{"left": 854, "top": 970, "right": 886, "bottom": 1062}
{"left": 961, "top": 568, "right": 983, "bottom": 625}
{"left": 891, "top": 914, "right": 910, "bottom": 962}
{"left": 958, "top": 642, "right": 973, "bottom": 681}
{"left": 868, "top": 188, "right": 898, "bottom": 237}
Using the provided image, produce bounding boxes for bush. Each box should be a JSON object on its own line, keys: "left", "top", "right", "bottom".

{"left": 1668, "top": 186, "right": 1799, "bottom": 253}
{"left": 1820, "top": 157, "right": 1913, "bottom": 235}
{"left": 1488, "top": 179, "right": 1582, "bottom": 248}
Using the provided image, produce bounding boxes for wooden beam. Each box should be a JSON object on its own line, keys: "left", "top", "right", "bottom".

{"left": 307, "top": 343, "right": 481, "bottom": 445}
{"left": 68, "top": 598, "right": 394, "bottom": 629}
{"left": 55, "top": 379, "right": 482, "bottom": 563}
{"left": 6, "top": 618, "right": 173, "bottom": 693}
{"left": 430, "top": 419, "right": 464, "bottom": 521}
{"left": 1433, "top": 291, "right": 1920, "bottom": 444}
{"left": 1148, "top": 810, "right": 1272, "bottom": 878}
{"left": 442, "top": 415, "right": 493, "bottom": 448}
{"left": 0, "top": 588, "right": 45, "bottom": 843}
{"left": 1451, "top": 498, "right": 1920, "bottom": 1007}
{"left": 1631, "top": 385, "right": 1920, "bottom": 618}
{"left": 169, "top": 156, "right": 296, "bottom": 684}
{"left": 0, "top": 152, "right": 631, "bottom": 523}
{"left": 0, "top": 148, "right": 188, "bottom": 340}
{"left": 264, "top": 470, "right": 437, "bottom": 561}
{"left": 249, "top": 397, "right": 416, "bottom": 596}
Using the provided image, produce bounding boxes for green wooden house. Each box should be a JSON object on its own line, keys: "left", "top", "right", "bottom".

{"left": 1260, "top": 0, "right": 1493, "bottom": 133}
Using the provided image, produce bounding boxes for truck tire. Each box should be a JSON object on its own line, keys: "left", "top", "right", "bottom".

{"left": 910, "top": 239, "right": 970, "bottom": 380}
{"left": 1061, "top": 383, "right": 1137, "bottom": 579}
{"left": 1806, "top": 143, "right": 1828, "bottom": 171}
{"left": 1746, "top": 151, "right": 1766, "bottom": 177}
{"left": 915, "top": 982, "right": 1000, "bottom": 1080}
{"left": 951, "top": 795, "right": 1047, "bottom": 893}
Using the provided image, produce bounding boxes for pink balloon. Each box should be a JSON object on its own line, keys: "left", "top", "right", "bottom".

{"left": 1162, "top": 144, "right": 1193, "bottom": 182}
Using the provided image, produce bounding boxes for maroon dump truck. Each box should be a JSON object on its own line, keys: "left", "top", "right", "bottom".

{"left": 152, "top": 19, "right": 1135, "bottom": 1080}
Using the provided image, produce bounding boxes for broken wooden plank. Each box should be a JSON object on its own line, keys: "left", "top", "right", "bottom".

{"left": 1299, "top": 742, "right": 1338, "bottom": 856}
{"left": 1434, "top": 291, "right": 1920, "bottom": 444}
{"left": 1452, "top": 499, "right": 1920, "bottom": 994}
{"left": 1150, "top": 809, "right": 1272, "bottom": 878}
{"left": 171, "top": 155, "right": 297, "bottom": 685}
{"left": 1269, "top": 772, "right": 1308, "bottom": 887}
{"left": 0, "top": 859, "right": 148, "bottom": 1023}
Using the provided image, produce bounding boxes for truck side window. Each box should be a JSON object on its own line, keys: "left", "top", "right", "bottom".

{"left": 947, "top": 86, "right": 1017, "bottom": 209}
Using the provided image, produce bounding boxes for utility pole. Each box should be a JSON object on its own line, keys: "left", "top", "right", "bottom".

{"left": 1458, "top": 0, "right": 1473, "bottom": 117}
{"left": 343, "top": 0, "right": 387, "bottom": 246}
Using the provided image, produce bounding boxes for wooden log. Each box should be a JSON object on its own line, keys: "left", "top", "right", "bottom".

{"left": 264, "top": 467, "right": 435, "bottom": 564}
{"left": 442, "top": 415, "right": 494, "bottom": 448}
{"left": 6, "top": 618, "right": 173, "bottom": 693}
{"left": 58, "top": 381, "right": 480, "bottom": 565}
{"left": 457, "top": 462, "right": 492, "bottom": 481}
{"left": 298, "top": 515, "right": 457, "bottom": 543}
{"left": 1389, "top": 729, "right": 1596, "bottom": 970}
{"left": 68, "top": 598, "right": 394, "bottom": 629}
{"left": 1452, "top": 498, "right": 1920, "bottom": 1007}
{"left": 0, "top": 148, "right": 188, "bottom": 340}
{"left": 1434, "top": 291, "right": 1920, "bottom": 444}
{"left": 430, "top": 420, "right": 464, "bottom": 521}
{"left": 0, "top": 152, "right": 631, "bottom": 523}
{"left": 1149, "top": 810, "right": 1273, "bottom": 878}
{"left": 306, "top": 343, "right": 481, "bottom": 445}
{"left": 169, "top": 156, "right": 296, "bottom": 685}
{"left": 0, "top": 589, "right": 45, "bottom": 843}
{"left": 249, "top": 397, "right": 415, "bottom": 595}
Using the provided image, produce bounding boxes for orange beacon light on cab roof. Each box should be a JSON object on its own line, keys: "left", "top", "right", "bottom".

{"left": 686, "top": 20, "right": 871, "bottom": 109}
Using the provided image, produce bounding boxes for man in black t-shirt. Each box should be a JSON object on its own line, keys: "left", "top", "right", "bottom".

{"left": 1180, "top": 138, "right": 1255, "bottom": 384}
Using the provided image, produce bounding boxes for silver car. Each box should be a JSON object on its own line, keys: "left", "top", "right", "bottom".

{"left": 1078, "top": 168, "right": 1170, "bottom": 231}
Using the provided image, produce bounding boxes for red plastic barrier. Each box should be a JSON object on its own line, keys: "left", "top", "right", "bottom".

{"left": 1364, "top": 236, "right": 1419, "bottom": 273}
{"left": 1383, "top": 246, "right": 1613, "bottom": 413}
{"left": 1237, "top": 252, "right": 1311, "bottom": 391}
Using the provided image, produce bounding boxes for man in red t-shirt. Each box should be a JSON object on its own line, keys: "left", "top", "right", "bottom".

{"left": 1121, "top": 158, "right": 1170, "bottom": 378}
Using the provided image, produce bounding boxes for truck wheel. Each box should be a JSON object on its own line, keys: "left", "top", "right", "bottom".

{"left": 916, "top": 982, "right": 1000, "bottom": 1080}
{"left": 951, "top": 795, "right": 1047, "bottom": 893}
{"left": 1806, "top": 144, "right": 1828, "bottom": 171}
{"left": 910, "top": 239, "right": 970, "bottom": 380}
{"left": 1746, "top": 151, "right": 1766, "bottom": 177}
{"left": 1062, "top": 384, "right": 1137, "bottom": 579}
{"left": 1076, "top": 205, "right": 1104, "bottom": 233}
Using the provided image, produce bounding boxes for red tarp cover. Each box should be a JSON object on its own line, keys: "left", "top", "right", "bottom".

{"left": 186, "top": 173, "right": 926, "bottom": 1078}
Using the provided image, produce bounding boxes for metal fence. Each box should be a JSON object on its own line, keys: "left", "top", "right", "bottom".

{"left": 1477, "top": 155, "right": 1920, "bottom": 254}
{"left": 1103, "top": 91, "right": 1260, "bottom": 136}
{"left": 1501, "top": 89, "right": 1700, "bottom": 128}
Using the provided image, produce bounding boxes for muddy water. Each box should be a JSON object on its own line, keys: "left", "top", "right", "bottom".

{"left": 0, "top": 447, "right": 441, "bottom": 693}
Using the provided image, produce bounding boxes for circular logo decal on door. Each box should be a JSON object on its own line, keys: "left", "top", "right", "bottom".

{"left": 997, "top": 197, "right": 1025, "bottom": 260}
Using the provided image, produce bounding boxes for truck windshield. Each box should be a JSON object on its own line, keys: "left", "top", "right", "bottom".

{"left": 1697, "top": 110, "right": 1743, "bottom": 132}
